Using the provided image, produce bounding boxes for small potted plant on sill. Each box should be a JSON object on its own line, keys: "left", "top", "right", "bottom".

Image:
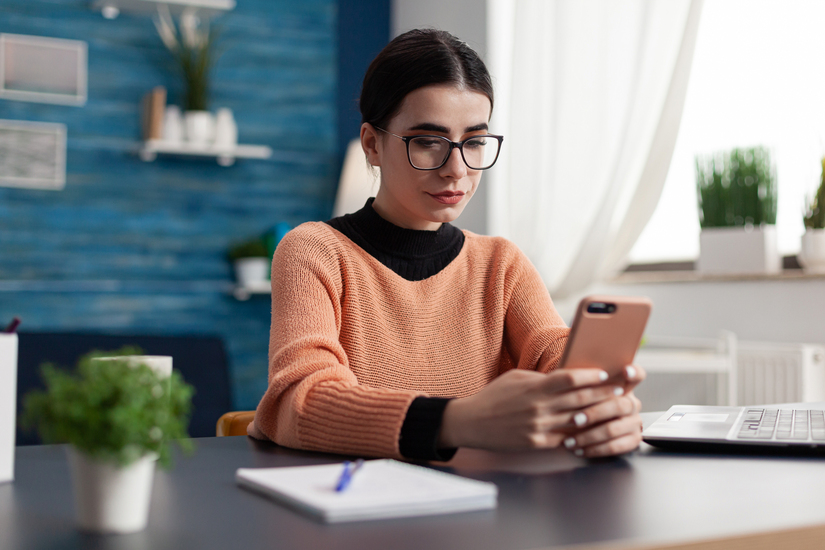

{"left": 800, "top": 156, "right": 825, "bottom": 273}
{"left": 695, "top": 146, "right": 780, "bottom": 274}
{"left": 228, "top": 237, "right": 271, "bottom": 288}
{"left": 20, "top": 348, "right": 194, "bottom": 534}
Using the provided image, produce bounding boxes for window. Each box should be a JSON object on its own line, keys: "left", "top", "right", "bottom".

{"left": 629, "top": 0, "right": 825, "bottom": 264}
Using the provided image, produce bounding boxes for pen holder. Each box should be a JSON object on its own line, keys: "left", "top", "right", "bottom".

{"left": 0, "top": 333, "right": 18, "bottom": 483}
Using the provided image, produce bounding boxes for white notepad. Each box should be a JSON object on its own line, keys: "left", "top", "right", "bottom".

{"left": 235, "top": 459, "right": 498, "bottom": 523}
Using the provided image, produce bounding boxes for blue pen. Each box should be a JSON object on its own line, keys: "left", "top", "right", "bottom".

{"left": 335, "top": 459, "right": 364, "bottom": 492}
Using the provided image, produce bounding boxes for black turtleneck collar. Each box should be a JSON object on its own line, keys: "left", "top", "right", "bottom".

{"left": 325, "top": 198, "right": 465, "bottom": 281}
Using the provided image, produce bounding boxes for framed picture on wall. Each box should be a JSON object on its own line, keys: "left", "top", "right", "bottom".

{"left": 0, "top": 119, "right": 67, "bottom": 190}
{"left": 0, "top": 33, "right": 87, "bottom": 106}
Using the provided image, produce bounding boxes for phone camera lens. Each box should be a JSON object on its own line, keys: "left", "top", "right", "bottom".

{"left": 586, "top": 302, "right": 617, "bottom": 314}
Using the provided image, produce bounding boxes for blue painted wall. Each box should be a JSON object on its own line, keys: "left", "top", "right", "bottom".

{"left": 336, "top": 0, "right": 391, "bottom": 155}
{"left": 0, "top": 0, "right": 344, "bottom": 410}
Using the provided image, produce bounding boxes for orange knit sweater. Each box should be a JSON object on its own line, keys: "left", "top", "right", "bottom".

{"left": 250, "top": 221, "right": 570, "bottom": 458}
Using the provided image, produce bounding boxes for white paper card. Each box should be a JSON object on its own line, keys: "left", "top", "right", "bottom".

{"left": 0, "top": 334, "right": 18, "bottom": 483}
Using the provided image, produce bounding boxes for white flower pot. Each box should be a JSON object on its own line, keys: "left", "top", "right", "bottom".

{"left": 799, "top": 229, "right": 825, "bottom": 274}
{"left": 0, "top": 334, "right": 17, "bottom": 484}
{"left": 67, "top": 447, "right": 156, "bottom": 533}
{"left": 184, "top": 110, "right": 215, "bottom": 147}
{"left": 213, "top": 107, "right": 238, "bottom": 151}
{"left": 162, "top": 105, "right": 184, "bottom": 145}
{"left": 698, "top": 225, "right": 781, "bottom": 275}
{"left": 234, "top": 257, "right": 270, "bottom": 287}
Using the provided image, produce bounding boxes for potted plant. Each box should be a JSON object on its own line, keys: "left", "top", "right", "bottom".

{"left": 154, "top": 6, "right": 220, "bottom": 146}
{"left": 695, "top": 146, "right": 780, "bottom": 274}
{"left": 228, "top": 237, "right": 271, "bottom": 288}
{"left": 800, "top": 157, "right": 825, "bottom": 273}
{"left": 20, "top": 348, "right": 194, "bottom": 534}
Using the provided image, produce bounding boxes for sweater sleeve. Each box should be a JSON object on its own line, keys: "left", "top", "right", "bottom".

{"left": 501, "top": 244, "right": 570, "bottom": 374}
{"left": 250, "top": 225, "right": 423, "bottom": 458}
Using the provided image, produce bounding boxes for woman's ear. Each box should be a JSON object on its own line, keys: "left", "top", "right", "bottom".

{"left": 360, "top": 123, "right": 382, "bottom": 167}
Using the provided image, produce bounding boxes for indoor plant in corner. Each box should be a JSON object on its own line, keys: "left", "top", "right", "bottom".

{"left": 20, "top": 348, "right": 194, "bottom": 534}
{"left": 800, "top": 156, "right": 825, "bottom": 273}
{"left": 695, "top": 146, "right": 780, "bottom": 274}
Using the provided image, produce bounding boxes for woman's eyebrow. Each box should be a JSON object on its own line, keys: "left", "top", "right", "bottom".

{"left": 407, "top": 122, "right": 489, "bottom": 133}
{"left": 408, "top": 122, "right": 450, "bottom": 133}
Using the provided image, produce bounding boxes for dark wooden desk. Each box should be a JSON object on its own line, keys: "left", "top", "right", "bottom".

{"left": 3, "top": 413, "right": 825, "bottom": 550}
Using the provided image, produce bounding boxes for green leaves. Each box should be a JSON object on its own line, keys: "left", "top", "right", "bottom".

{"left": 803, "top": 157, "right": 825, "bottom": 230}
{"left": 695, "top": 147, "right": 777, "bottom": 228}
{"left": 20, "top": 348, "right": 195, "bottom": 469}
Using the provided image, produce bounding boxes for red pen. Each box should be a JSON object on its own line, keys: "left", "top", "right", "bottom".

{"left": 4, "top": 317, "right": 20, "bottom": 333}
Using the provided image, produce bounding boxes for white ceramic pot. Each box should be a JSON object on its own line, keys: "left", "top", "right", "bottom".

{"left": 799, "top": 229, "right": 825, "bottom": 273}
{"left": 213, "top": 107, "right": 238, "bottom": 151}
{"left": 91, "top": 355, "right": 172, "bottom": 378}
{"left": 184, "top": 110, "right": 215, "bottom": 147}
{"left": 0, "top": 334, "right": 17, "bottom": 484}
{"left": 67, "top": 447, "right": 156, "bottom": 534}
{"left": 234, "top": 257, "right": 270, "bottom": 287}
{"left": 698, "top": 225, "right": 781, "bottom": 275}
{"left": 162, "top": 105, "right": 184, "bottom": 145}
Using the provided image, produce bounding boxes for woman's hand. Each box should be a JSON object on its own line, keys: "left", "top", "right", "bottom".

{"left": 438, "top": 367, "right": 630, "bottom": 451}
{"left": 561, "top": 364, "right": 647, "bottom": 458}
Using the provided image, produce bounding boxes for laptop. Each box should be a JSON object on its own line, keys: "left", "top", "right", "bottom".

{"left": 642, "top": 404, "right": 825, "bottom": 455}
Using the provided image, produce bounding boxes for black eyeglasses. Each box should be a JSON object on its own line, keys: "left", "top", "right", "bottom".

{"left": 376, "top": 127, "right": 504, "bottom": 171}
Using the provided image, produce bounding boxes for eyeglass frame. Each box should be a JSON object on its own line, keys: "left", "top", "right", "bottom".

{"left": 374, "top": 127, "right": 504, "bottom": 171}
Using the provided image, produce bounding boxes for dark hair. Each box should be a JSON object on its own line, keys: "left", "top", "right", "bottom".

{"left": 360, "top": 29, "right": 494, "bottom": 129}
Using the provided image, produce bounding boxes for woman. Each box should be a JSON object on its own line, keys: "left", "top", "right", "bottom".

{"left": 249, "top": 29, "right": 645, "bottom": 461}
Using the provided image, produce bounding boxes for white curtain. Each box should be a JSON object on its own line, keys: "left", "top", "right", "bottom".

{"left": 486, "top": 0, "right": 703, "bottom": 298}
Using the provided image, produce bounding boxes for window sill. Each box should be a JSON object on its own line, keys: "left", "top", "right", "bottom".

{"left": 612, "top": 268, "right": 825, "bottom": 284}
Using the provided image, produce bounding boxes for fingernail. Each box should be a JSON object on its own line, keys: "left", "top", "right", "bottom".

{"left": 599, "top": 370, "right": 609, "bottom": 382}
{"left": 574, "top": 449, "right": 584, "bottom": 457}
{"left": 574, "top": 412, "right": 587, "bottom": 427}
{"left": 625, "top": 365, "right": 637, "bottom": 379}
{"left": 564, "top": 437, "right": 576, "bottom": 449}
{"left": 613, "top": 386, "right": 625, "bottom": 396}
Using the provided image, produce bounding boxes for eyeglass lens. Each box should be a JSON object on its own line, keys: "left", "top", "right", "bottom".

{"left": 408, "top": 136, "right": 500, "bottom": 170}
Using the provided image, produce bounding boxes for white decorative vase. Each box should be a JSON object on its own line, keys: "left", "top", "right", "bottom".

{"left": 234, "top": 257, "right": 270, "bottom": 287}
{"left": 67, "top": 447, "right": 156, "bottom": 534}
{"left": 0, "top": 334, "right": 17, "bottom": 484}
{"left": 698, "top": 225, "right": 781, "bottom": 275}
{"left": 184, "top": 110, "right": 215, "bottom": 147}
{"left": 162, "top": 105, "right": 184, "bottom": 145}
{"left": 799, "top": 229, "right": 825, "bottom": 274}
{"left": 213, "top": 107, "right": 238, "bottom": 151}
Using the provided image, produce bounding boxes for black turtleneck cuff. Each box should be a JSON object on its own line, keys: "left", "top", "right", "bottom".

{"left": 399, "top": 397, "right": 458, "bottom": 462}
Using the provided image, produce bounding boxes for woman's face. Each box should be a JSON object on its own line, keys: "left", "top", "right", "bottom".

{"left": 361, "top": 85, "right": 492, "bottom": 231}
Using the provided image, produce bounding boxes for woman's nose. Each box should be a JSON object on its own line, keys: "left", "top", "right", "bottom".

{"left": 440, "top": 146, "right": 467, "bottom": 179}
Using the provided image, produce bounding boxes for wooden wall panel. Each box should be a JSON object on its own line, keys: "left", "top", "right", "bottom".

{"left": 0, "top": 0, "right": 337, "bottom": 409}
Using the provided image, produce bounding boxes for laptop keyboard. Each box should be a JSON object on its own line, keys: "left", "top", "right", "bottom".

{"left": 736, "top": 409, "right": 825, "bottom": 441}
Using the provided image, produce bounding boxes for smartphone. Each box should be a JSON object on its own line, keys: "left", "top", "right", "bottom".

{"left": 559, "top": 295, "right": 652, "bottom": 379}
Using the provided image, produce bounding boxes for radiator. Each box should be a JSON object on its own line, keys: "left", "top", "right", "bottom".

{"left": 737, "top": 342, "right": 825, "bottom": 405}
{"left": 633, "top": 338, "right": 825, "bottom": 411}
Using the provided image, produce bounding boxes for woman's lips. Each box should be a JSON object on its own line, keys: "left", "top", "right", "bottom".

{"left": 427, "top": 192, "right": 465, "bottom": 205}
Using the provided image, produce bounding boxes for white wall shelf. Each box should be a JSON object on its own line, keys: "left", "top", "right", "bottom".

{"left": 139, "top": 140, "right": 272, "bottom": 166}
{"left": 91, "top": 0, "right": 235, "bottom": 19}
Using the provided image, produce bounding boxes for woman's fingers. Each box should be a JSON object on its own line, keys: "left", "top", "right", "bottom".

{"left": 623, "top": 364, "right": 647, "bottom": 391}
{"left": 565, "top": 393, "right": 636, "bottom": 430}
{"left": 540, "top": 368, "right": 609, "bottom": 394}
{"left": 578, "top": 431, "right": 643, "bottom": 458}
{"left": 563, "top": 412, "right": 643, "bottom": 453}
{"left": 548, "top": 384, "right": 626, "bottom": 413}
